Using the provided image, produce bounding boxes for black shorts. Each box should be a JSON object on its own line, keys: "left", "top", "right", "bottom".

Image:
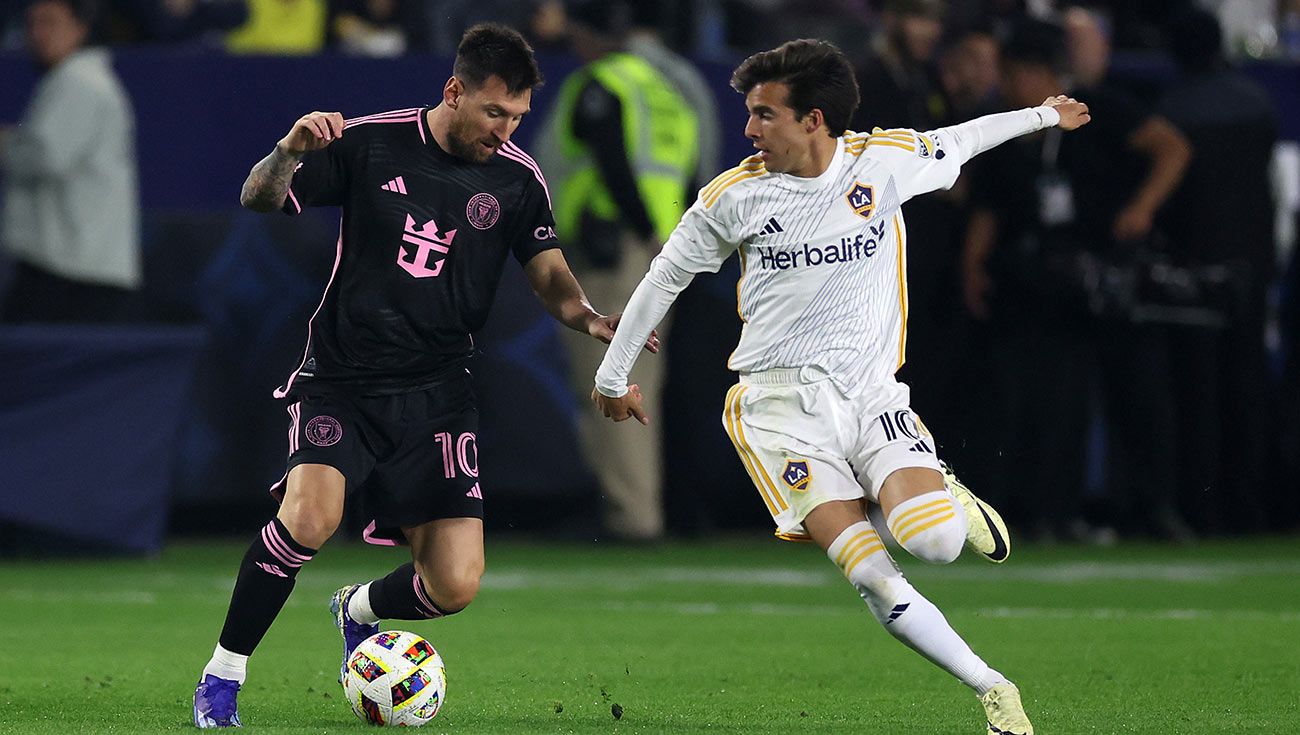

{"left": 269, "top": 371, "right": 483, "bottom": 545}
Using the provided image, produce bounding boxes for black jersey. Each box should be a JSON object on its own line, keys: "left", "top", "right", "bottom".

{"left": 273, "top": 107, "right": 560, "bottom": 397}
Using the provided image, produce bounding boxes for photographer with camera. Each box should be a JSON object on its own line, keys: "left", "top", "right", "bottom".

{"left": 961, "top": 17, "right": 1193, "bottom": 542}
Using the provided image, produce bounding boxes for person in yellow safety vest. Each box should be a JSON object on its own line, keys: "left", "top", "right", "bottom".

{"left": 533, "top": 0, "right": 699, "bottom": 541}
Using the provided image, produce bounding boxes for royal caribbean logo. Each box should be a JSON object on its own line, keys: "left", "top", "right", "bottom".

{"left": 782, "top": 459, "right": 811, "bottom": 492}
{"left": 845, "top": 182, "right": 875, "bottom": 220}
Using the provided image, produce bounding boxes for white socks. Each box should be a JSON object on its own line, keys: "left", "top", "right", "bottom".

{"left": 348, "top": 582, "right": 380, "bottom": 625}
{"left": 202, "top": 644, "right": 249, "bottom": 684}
{"left": 886, "top": 490, "right": 967, "bottom": 564}
{"left": 828, "top": 521, "right": 1006, "bottom": 694}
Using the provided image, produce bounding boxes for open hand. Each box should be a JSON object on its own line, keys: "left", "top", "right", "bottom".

{"left": 1042, "top": 95, "right": 1091, "bottom": 131}
{"left": 279, "top": 111, "right": 345, "bottom": 155}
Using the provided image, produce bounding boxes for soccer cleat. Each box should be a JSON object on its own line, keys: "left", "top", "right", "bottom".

{"left": 942, "top": 461, "right": 1011, "bottom": 563}
{"left": 331, "top": 584, "right": 380, "bottom": 683}
{"left": 979, "top": 682, "right": 1034, "bottom": 735}
{"left": 193, "top": 674, "right": 242, "bottom": 728}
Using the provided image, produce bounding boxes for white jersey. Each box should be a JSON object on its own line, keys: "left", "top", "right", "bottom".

{"left": 595, "top": 107, "right": 1060, "bottom": 398}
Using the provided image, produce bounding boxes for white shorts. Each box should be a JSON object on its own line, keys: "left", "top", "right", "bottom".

{"left": 721, "top": 369, "right": 941, "bottom": 541}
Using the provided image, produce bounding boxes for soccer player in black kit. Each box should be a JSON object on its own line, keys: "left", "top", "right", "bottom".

{"left": 192, "top": 25, "right": 656, "bottom": 728}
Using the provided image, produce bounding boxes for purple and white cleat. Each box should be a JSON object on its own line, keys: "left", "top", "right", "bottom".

{"left": 330, "top": 584, "right": 380, "bottom": 682}
{"left": 193, "top": 673, "right": 242, "bottom": 728}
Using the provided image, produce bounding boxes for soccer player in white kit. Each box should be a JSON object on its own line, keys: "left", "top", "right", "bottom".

{"left": 591, "top": 39, "right": 1091, "bottom": 735}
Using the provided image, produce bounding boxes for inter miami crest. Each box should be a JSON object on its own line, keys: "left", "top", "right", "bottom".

{"left": 845, "top": 182, "right": 875, "bottom": 220}
{"left": 782, "top": 459, "right": 812, "bottom": 492}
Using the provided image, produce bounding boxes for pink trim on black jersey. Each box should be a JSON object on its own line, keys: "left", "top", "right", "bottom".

{"left": 362, "top": 520, "right": 399, "bottom": 547}
{"left": 343, "top": 108, "right": 421, "bottom": 128}
{"left": 275, "top": 229, "right": 344, "bottom": 398}
{"left": 285, "top": 187, "right": 302, "bottom": 214}
{"left": 496, "top": 141, "right": 552, "bottom": 208}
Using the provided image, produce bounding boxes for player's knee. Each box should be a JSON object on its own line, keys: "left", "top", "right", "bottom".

{"left": 886, "top": 491, "right": 966, "bottom": 565}
{"left": 277, "top": 505, "right": 341, "bottom": 549}
{"left": 414, "top": 561, "right": 480, "bottom": 614}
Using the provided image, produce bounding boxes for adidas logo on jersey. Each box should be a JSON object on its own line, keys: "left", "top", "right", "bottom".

{"left": 465, "top": 483, "right": 483, "bottom": 499}
{"left": 759, "top": 216, "right": 784, "bottom": 236}
{"left": 380, "top": 176, "right": 408, "bottom": 195}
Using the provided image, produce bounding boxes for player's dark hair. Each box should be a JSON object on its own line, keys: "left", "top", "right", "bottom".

{"left": 453, "top": 23, "right": 544, "bottom": 94}
{"left": 730, "top": 39, "right": 859, "bottom": 137}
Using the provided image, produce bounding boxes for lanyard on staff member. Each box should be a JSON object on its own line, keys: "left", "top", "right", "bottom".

{"left": 1036, "top": 127, "right": 1076, "bottom": 226}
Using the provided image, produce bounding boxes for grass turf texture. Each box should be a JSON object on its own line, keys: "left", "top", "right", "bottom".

{"left": 1, "top": 538, "right": 1297, "bottom": 734}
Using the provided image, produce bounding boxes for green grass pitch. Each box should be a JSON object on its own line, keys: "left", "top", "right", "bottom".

{"left": 1, "top": 537, "right": 1297, "bottom": 733}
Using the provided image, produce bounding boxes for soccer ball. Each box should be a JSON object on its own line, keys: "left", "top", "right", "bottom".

{"left": 341, "top": 630, "right": 447, "bottom": 726}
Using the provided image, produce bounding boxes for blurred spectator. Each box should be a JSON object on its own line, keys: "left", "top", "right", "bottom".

{"left": 963, "top": 18, "right": 1193, "bottom": 541}
{"left": 327, "top": 0, "right": 426, "bottom": 56}
{"left": 533, "top": 0, "right": 699, "bottom": 541}
{"left": 938, "top": 26, "right": 1001, "bottom": 120}
{"left": 105, "top": 0, "right": 249, "bottom": 45}
{"left": 626, "top": 6, "right": 721, "bottom": 187}
{"left": 851, "top": 0, "right": 946, "bottom": 133}
{"left": 623, "top": 4, "right": 731, "bottom": 536}
{"left": 0, "top": 0, "right": 141, "bottom": 323}
{"left": 226, "top": 0, "right": 325, "bottom": 54}
{"left": 1157, "top": 8, "right": 1277, "bottom": 533}
{"left": 1063, "top": 5, "right": 1111, "bottom": 89}
{"left": 851, "top": 0, "right": 969, "bottom": 457}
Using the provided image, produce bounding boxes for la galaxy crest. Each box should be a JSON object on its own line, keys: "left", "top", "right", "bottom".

{"left": 782, "top": 459, "right": 812, "bottom": 493}
{"left": 846, "top": 182, "right": 875, "bottom": 220}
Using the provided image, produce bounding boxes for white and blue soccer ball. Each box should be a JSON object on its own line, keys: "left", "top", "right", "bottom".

{"left": 341, "top": 630, "right": 447, "bottom": 726}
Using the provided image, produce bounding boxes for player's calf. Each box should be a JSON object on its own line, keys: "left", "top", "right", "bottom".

{"left": 885, "top": 490, "right": 967, "bottom": 564}
{"left": 828, "top": 521, "right": 1008, "bottom": 694}
{"left": 194, "top": 519, "right": 318, "bottom": 727}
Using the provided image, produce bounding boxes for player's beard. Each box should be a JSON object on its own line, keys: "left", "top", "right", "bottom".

{"left": 446, "top": 115, "right": 499, "bottom": 163}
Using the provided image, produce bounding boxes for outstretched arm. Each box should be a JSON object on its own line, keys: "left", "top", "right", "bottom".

{"left": 887, "top": 96, "right": 1090, "bottom": 201}
{"left": 240, "top": 111, "right": 344, "bottom": 211}
{"left": 591, "top": 255, "right": 695, "bottom": 424}
{"left": 523, "top": 249, "right": 661, "bottom": 350}
{"left": 944, "top": 96, "right": 1090, "bottom": 165}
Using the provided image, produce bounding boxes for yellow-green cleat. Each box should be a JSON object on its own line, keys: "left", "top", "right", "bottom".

{"left": 942, "top": 462, "right": 1011, "bottom": 563}
{"left": 979, "top": 682, "right": 1034, "bottom": 735}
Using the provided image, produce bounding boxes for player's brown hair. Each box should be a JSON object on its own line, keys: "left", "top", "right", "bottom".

{"left": 454, "top": 23, "right": 544, "bottom": 94}
{"left": 730, "top": 39, "right": 860, "bottom": 137}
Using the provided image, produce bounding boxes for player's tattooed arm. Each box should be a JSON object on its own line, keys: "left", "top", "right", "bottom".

{"left": 239, "top": 145, "right": 302, "bottom": 211}
{"left": 240, "top": 111, "right": 344, "bottom": 211}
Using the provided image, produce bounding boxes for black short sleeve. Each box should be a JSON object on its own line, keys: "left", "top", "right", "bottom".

{"left": 510, "top": 175, "right": 560, "bottom": 265}
{"left": 281, "top": 136, "right": 354, "bottom": 215}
